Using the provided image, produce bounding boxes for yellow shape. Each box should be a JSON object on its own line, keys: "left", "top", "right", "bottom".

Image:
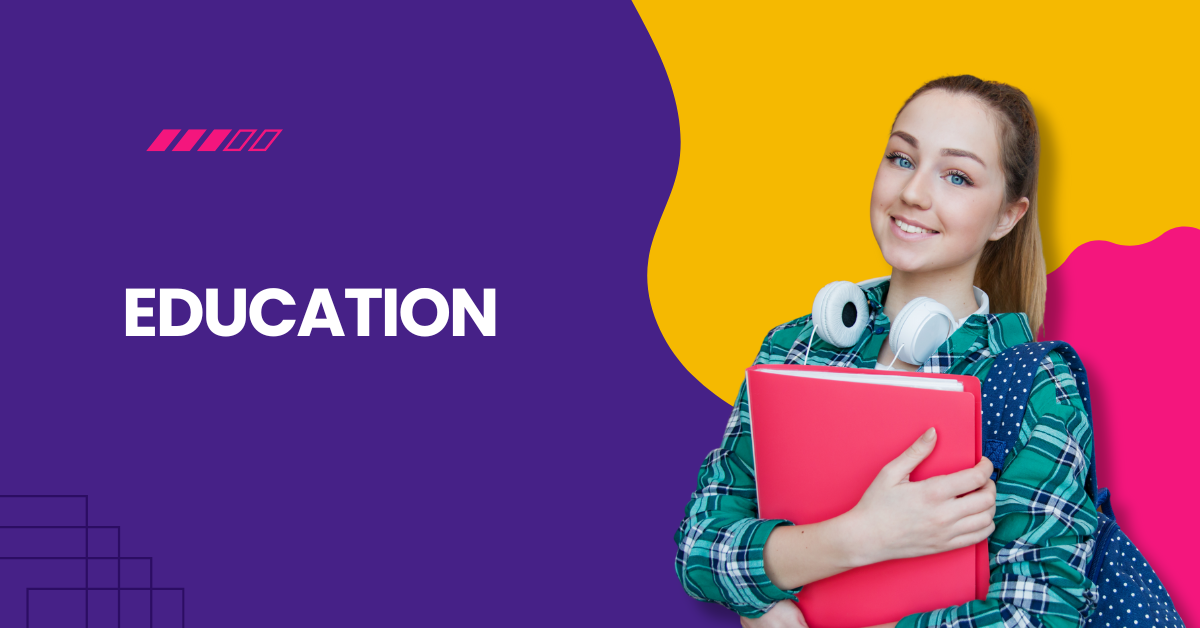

{"left": 637, "top": 1, "right": 1200, "bottom": 403}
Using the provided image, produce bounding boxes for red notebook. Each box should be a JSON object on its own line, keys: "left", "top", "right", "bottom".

{"left": 746, "top": 364, "right": 988, "bottom": 628}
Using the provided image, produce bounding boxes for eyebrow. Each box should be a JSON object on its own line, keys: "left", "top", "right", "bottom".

{"left": 890, "top": 131, "right": 918, "bottom": 147}
{"left": 941, "top": 148, "right": 986, "bottom": 167}
{"left": 890, "top": 131, "right": 987, "bottom": 167}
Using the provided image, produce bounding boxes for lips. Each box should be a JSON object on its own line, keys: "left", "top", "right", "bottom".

{"left": 892, "top": 215, "right": 939, "bottom": 233}
{"left": 889, "top": 215, "right": 939, "bottom": 241}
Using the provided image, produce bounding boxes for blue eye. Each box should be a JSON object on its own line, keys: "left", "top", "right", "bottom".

{"left": 946, "top": 170, "right": 973, "bottom": 186}
{"left": 885, "top": 152, "right": 914, "bottom": 169}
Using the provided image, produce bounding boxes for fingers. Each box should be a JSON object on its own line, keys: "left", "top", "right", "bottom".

{"left": 946, "top": 479, "right": 996, "bottom": 520}
{"left": 950, "top": 505, "right": 997, "bottom": 538}
{"left": 948, "top": 520, "right": 996, "bottom": 550}
{"left": 926, "top": 457, "right": 993, "bottom": 499}
{"left": 978, "top": 456, "right": 995, "bottom": 480}
{"left": 885, "top": 427, "right": 937, "bottom": 481}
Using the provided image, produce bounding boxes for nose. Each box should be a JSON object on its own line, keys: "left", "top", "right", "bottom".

{"left": 899, "top": 169, "right": 933, "bottom": 210}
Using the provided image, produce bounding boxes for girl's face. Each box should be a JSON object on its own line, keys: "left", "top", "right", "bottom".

{"left": 870, "top": 89, "right": 1028, "bottom": 275}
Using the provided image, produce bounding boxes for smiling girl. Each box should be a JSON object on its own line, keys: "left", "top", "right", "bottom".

{"left": 674, "top": 76, "right": 1099, "bottom": 628}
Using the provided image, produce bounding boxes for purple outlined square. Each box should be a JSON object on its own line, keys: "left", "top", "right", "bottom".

{"left": 119, "top": 558, "right": 151, "bottom": 589}
{"left": 152, "top": 590, "right": 184, "bottom": 628}
{"left": 119, "top": 589, "right": 150, "bottom": 628}
{"left": 87, "top": 590, "right": 118, "bottom": 628}
{"left": 28, "top": 589, "right": 85, "bottom": 628}
{"left": 87, "top": 559, "right": 117, "bottom": 588}
{"left": 87, "top": 528, "right": 119, "bottom": 558}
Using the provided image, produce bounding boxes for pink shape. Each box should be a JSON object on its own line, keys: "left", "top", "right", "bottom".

{"left": 172, "top": 129, "right": 206, "bottom": 151}
{"left": 223, "top": 129, "right": 257, "bottom": 151}
{"left": 1044, "top": 226, "right": 1199, "bottom": 620}
{"left": 198, "top": 129, "right": 231, "bottom": 151}
{"left": 146, "top": 129, "right": 179, "bottom": 151}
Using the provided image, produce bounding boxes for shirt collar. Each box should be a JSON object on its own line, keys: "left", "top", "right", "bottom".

{"left": 852, "top": 276, "right": 1030, "bottom": 372}
{"left": 857, "top": 275, "right": 989, "bottom": 325}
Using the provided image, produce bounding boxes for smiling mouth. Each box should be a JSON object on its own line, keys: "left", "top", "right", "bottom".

{"left": 892, "top": 216, "right": 939, "bottom": 234}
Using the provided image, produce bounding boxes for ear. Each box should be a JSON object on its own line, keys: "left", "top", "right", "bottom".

{"left": 989, "top": 196, "right": 1029, "bottom": 241}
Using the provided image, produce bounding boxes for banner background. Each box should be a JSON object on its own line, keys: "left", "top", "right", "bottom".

{"left": 3, "top": 1, "right": 1195, "bottom": 626}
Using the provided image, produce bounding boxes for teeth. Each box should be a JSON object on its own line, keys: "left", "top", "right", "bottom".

{"left": 895, "top": 218, "right": 936, "bottom": 234}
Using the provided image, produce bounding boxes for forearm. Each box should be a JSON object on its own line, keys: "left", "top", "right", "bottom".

{"left": 761, "top": 510, "right": 868, "bottom": 591}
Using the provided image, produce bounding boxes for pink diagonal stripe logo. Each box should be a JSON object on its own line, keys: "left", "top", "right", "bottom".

{"left": 249, "top": 129, "right": 282, "bottom": 151}
{"left": 198, "top": 130, "right": 231, "bottom": 151}
{"left": 223, "top": 129, "right": 257, "bottom": 151}
{"left": 147, "top": 129, "right": 180, "bottom": 151}
{"left": 172, "top": 129, "right": 207, "bottom": 151}
{"left": 149, "top": 128, "right": 281, "bottom": 152}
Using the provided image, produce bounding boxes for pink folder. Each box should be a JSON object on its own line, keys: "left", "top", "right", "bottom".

{"left": 747, "top": 364, "right": 988, "bottom": 628}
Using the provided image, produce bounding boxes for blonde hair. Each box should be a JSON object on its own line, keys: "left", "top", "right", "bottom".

{"left": 895, "top": 75, "right": 1046, "bottom": 336}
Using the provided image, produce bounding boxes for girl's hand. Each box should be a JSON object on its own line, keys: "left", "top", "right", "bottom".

{"left": 845, "top": 427, "right": 996, "bottom": 565}
{"left": 741, "top": 600, "right": 809, "bottom": 628}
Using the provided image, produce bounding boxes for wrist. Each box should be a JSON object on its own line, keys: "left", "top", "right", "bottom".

{"left": 835, "top": 509, "right": 877, "bottom": 569}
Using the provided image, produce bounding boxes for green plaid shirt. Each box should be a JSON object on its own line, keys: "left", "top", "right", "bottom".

{"left": 674, "top": 279, "right": 1100, "bottom": 627}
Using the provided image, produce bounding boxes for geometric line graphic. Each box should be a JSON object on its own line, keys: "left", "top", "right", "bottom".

{"left": 0, "top": 496, "right": 184, "bottom": 628}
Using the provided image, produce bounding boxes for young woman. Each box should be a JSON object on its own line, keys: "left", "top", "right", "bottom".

{"left": 674, "top": 76, "right": 1099, "bottom": 628}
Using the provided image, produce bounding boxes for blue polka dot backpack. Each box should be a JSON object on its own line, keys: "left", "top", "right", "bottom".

{"left": 982, "top": 341, "right": 1183, "bottom": 626}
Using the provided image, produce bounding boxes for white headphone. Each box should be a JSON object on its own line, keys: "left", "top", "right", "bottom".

{"left": 810, "top": 278, "right": 960, "bottom": 366}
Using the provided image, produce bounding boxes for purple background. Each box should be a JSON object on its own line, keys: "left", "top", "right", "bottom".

{"left": 3, "top": 1, "right": 744, "bottom": 626}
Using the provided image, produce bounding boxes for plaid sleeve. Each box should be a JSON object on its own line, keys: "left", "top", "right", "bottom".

{"left": 897, "top": 352, "right": 1100, "bottom": 628}
{"left": 674, "top": 325, "right": 806, "bottom": 618}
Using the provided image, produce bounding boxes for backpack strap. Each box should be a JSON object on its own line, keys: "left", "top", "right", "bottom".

{"left": 980, "top": 341, "right": 1099, "bottom": 504}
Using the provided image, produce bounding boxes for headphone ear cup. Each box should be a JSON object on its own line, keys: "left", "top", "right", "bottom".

{"left": 889, "top": 297, "right": 955, "bottom": 365}
{"left": 812, "top": 281, "right": 869, "bottom": 348}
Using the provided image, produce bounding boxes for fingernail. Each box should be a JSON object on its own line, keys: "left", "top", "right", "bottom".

{"left": 922, "top": 427, "right": 936, "bottom": 442}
